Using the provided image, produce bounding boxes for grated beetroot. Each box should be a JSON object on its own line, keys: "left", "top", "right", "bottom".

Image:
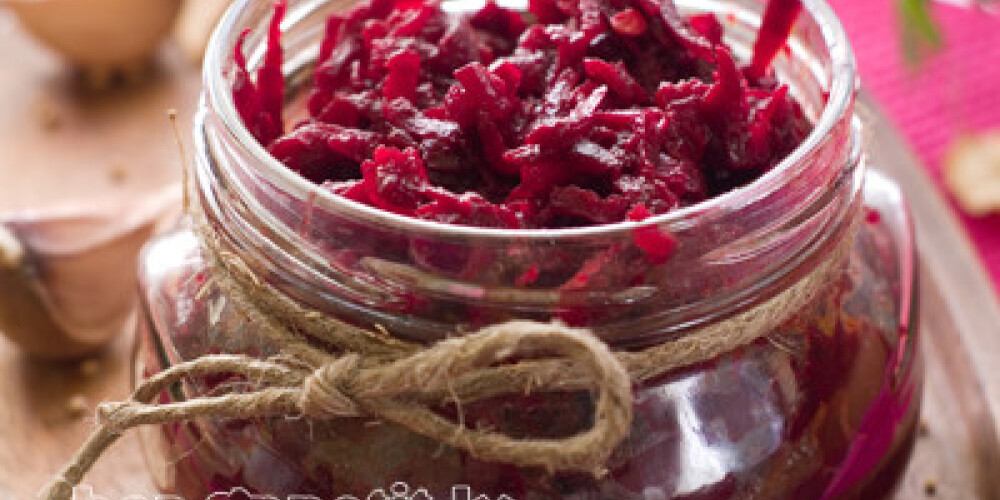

{"left": 234, "top": 0, "right": 286, "bottom": 146}
{"left": 156, "top": 2, "right": 921, "bottom": 497}
{"left": 627, "top": 204, "right": 677, "bottom": 264}
{"left": 235, "top": 0, "right": 811, "bottom": 234}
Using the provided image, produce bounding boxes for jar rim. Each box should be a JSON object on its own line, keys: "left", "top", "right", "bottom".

{"left": 203, "top": 0, "right": 857, "bottom": 241}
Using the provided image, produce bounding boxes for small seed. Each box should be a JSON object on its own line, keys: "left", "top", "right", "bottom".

{"left": 79, "top": 359, "right": 101, "bottom": 378}
{"left": 924, "top": 479, "right": 937, "bottom": 496}
{"left": 918, "top": 420, "right": 930, "bottom": 437}
{"left": 36, "top": 96, "right": 63, "bottom": 131}
{"left": 108, "top": 164, "right": 128, "bottom": 184}
{"left": 67, "top": 395, "right": 89, "bottom": 419}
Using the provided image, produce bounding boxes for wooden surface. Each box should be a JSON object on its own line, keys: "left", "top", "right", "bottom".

{"left": 1, "top": 10, "right": 1000, "bottom": 499}
{"left": 0, "top": 11, "right": 195, "bottom": 500}
{"left": 0, "top": 15, "right": 198, "bottom": 213}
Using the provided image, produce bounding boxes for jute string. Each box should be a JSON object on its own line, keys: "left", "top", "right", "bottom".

{"left": 41, "top": 213, "right": 853, "bottom": 500}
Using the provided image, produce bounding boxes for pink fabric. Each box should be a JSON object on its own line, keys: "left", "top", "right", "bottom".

{"left": 827, "top": 0, "right": 1000, "bottom": 296}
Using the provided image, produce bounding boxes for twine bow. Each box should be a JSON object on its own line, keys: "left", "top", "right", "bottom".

{"left": 41, "top": 213, "right": 851, "bottom": 500}
{"left": 43, "top": 319, "right": 634, "bottom": 500}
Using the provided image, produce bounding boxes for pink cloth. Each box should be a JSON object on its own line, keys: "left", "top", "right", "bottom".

{"left": 827, "top": 0, "right": 1000, "bottom": 296}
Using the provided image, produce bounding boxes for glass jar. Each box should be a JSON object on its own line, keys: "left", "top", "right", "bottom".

{"left": 135, "top": 0, "right": 922, "bottom": 498}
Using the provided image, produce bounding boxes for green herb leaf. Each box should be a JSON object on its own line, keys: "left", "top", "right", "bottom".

{"left": 897, "top": 0, "right": 944, "bottom": 66}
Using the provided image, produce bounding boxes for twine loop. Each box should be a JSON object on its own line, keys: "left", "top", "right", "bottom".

{"left": 300, "top": 353, "right": 363, "bottom": 418}
{"left": 40, "top": 213, "right": 855, "bottom": 500}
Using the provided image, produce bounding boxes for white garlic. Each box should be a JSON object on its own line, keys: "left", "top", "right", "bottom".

{"left": 4, "top": 0, "right": 182, "bottom": 75}
{"left": 0, "top": 185, "right": 181, "bottom": 359}
{"left": 174, "top": 0, "right": 234, "bottom": 63}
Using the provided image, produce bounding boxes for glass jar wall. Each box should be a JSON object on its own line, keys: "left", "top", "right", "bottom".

{"left": 134, "top": 0, "right": 922, "bottom": 498}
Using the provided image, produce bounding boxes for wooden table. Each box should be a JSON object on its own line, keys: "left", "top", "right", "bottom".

{"left": 1, "top": 12, "right": 999, "bottom": 500}
{"left": 0, "top": 11, "right": 196, "bottom": 500}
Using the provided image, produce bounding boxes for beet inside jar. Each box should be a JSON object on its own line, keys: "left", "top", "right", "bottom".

{"left": 134, "top": 0, "right": 922, "bottom": 498}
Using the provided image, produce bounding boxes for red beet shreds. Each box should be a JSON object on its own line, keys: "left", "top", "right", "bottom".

{"left": 234, "top": 0, "right": 810, "bottom": 230}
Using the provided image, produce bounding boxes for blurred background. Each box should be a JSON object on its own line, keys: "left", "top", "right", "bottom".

{"left": 830, "top": 0, "right": 1000, "bottom": 295}
{"left": 0, "top": 0, "right": 997, "bottom": 498}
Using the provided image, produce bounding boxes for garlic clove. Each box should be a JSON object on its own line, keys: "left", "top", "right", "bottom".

{"left": 0, "top": 185, "right": 181, "bottom": 359}
{"left": 0, "top": 222, "right": 118, "bottom": 359}
{"left": 174, "top": 0, "right": 234, "bottom": 64}
{"left": 944, "top": 131, "right": 1000, "bottom": 216}
{"left": 4, "top": 0, "right": 182, "bottom": 72}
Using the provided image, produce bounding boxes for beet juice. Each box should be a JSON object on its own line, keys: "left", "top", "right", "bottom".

{"left": 133, "top": 0, "right": 921, "bottom": 498}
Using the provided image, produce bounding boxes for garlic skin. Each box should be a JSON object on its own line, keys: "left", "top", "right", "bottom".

{"left": 4, "top": 0, "right": 182, "bottom": 70}
{"left": 0, "top": 186, "right": 180, "bottom": 360}
{"left": 174, "top": 0, "right": 234, "bottom": 63}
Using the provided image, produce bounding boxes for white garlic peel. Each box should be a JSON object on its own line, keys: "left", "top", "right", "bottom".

{"left": 4, "top": 0, "right": 182, "bottom": 70}
{"left": 174, "top": 0, "right": 233, "bottom": 64}
{"left": 0, "top": 185, "right": 181, "bottom": 359}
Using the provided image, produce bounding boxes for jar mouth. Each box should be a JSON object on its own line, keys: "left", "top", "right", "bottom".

{"left": 203, "top": 0, "right": 857, "bottom": 241}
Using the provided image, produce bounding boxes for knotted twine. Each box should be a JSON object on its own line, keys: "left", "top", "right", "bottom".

{"left": 42, "top": 213, "right": 854, "bottom": 500}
